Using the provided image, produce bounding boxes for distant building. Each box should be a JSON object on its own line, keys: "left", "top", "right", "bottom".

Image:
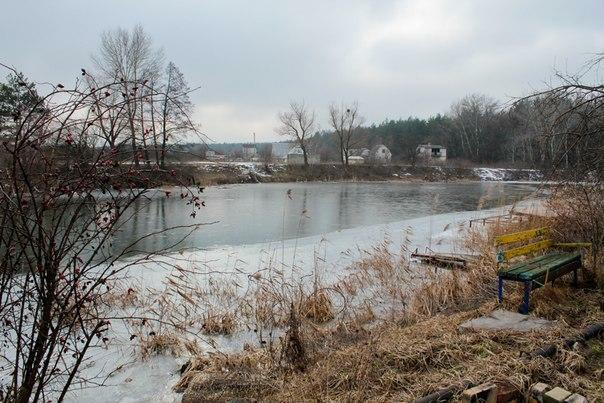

{"left": 242, "top": 144, "right": 257, "bottom": 159}
{"left": 270, "top": 142, "right": 295, "bottom": 161}
{"left": 370, "top": 144, "right": 392, "bottom": 164}
{"left": 287, "top": 146, "right": 320, "bottom": 165}
{"left": 205, "top": 149, "right": 225, "bottom": 161}
{"left": 416, "top": 144, "right": 447, "bottom": 161}
{"left": 349, "top": 148, "right": 370, "bottom": 158}
{"left": 348, "top": 156, "right": 365, "bottom": 165}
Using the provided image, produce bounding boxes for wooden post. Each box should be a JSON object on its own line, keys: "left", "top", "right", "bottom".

{"left": 461, "top": 383, "right": 497, "bottom": 403}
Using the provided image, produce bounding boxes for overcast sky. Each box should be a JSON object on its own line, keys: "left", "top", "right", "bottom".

{"left": 1, "top": 0, "right": 603, "bottom": 143}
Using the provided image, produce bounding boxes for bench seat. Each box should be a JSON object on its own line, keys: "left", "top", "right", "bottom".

{"left": 495, "top": 226, "right": 588, "bottom": 314}
{"left": 499, "top": 252, "right": 582, "bottom": 282}
{"left": 497, "top": 251, "right": 582, "bottom": 314}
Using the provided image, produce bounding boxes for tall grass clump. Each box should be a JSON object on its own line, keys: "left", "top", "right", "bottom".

{"left": 547, "top": 184, "right": 604, "bottom": 287}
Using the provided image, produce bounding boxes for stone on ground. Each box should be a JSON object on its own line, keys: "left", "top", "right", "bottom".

{"left": 459, "top": 309, "right": 555, "bottom": 332}
{"left": 543, "top": 387, "right": 572, "bottom": 403}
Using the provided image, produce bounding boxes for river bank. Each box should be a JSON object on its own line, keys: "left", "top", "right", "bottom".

{"left": 172, "top": 194, "right": 604, "bottom": 402}
{"left": 143, "top": 162, "right": 544, "bottom": 187}
{"left": 66, "top": 198, "right": 550, "bottom": 402}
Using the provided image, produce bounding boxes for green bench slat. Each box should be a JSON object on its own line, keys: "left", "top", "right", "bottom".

{"left": 527, "top": 259, "right": 582, "bottom": 288}
{"left": 498, "top": 252, "right": 581, "bottom": 281}
{"left": 512, "top": 253, "right": 574, "bottom": 278}
{"left": 500, "top": 254, "right": 560, "bottom": 278}
{"left": 499, "top": 253, "right": 562, "bottom": 279}
{"left": 516, "top": 253, "right": 580, "bottom": 280}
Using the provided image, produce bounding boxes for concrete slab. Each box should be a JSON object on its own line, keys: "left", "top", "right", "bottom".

{"left": 459, "top": 309, "right": 555, "bottom": 332}
{"left": 544, "top": 387, "right": 572, "bottom": 403}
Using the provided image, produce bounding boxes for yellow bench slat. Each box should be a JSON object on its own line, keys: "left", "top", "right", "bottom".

{"left": 502, "top": 239, "right": 552, "bottom": 261}
{"left": 554, "top": 242, "right": 592, "bottom": 249}
{"left": 494, "top": 227, "right": 550, "bottom": 246}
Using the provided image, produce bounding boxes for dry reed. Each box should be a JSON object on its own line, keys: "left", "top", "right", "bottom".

{"left": 173, "top": 192, "right": 604, "bottom": 401}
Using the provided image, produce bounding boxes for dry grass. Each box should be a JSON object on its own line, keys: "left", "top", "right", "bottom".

{"left": 176, "top": 289, "right": 603, "bottom": 401}
{"left": 101, "top": 286, "right": 140, "bottom": 309}
{"left": 174, "top": 191, "right": 604, "bottom": 401}
{"left": 174, "top": 347, "right": 279, "bottom": 399}
{"left": 201, "top": 311, "right": 237, "bottom": 335}
{"left": 274, "top": 292, "right": 603, "bottom": 401}
{"left": 300, "top": 290, "right": 334, "bottom": 323}
{"left": 139, "top": 332, "right": 184, "bottom": 359}
{"left": 547, "top": 185, "right": 604, "bottom": 285}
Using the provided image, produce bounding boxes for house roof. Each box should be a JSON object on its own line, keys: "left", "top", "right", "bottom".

{"left": 370, "top": 144, "right": 390, "bottom": 153}
{"left": 271, "top": 142, "right": 294, "bottom": 158}
{"left": 287, "top": 146, "right": 304, "bottom": 155}
{"left": 418, "top": 144, "right": 445, "bottom": 149}
{"left": 349, "top": 148, "right": 370, "bottom": 157}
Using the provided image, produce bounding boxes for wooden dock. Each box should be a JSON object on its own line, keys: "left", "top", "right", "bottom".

{"left": 411, "top": 249, "right": 478, "bottom": 269}
{"left": 468, "top": 211, "right": 545, "bottom": 228}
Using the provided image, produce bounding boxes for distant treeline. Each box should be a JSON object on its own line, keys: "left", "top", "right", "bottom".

{"left": 174, "top": 92, "right": 600, "bottom": 173}
{"left": 311, "top": 93, "right": 600, "bottom": 170}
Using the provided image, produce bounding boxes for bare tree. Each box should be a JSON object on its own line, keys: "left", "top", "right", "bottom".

{"left": 521, "top": 54, "right": 604, "bottom": 182}
{"left": 156, "top": 62, "right": 196, "bottom": 167}
{"left": 92, "top": 25, "right": 164, "bottom": 165}
{"left": 276, "top": 101, "right": 315, "bottom": 167}
{"left": 0, "top": 65, "right": 204, "bottom": 402}
{"left": 450, "top": 94, "right": 498, "bottom": 161}
{"left": 328, "top": 102, "right": 363, "bottom": 166}
{"left": 520, "top": 53, "right": 604, "bottom": 285}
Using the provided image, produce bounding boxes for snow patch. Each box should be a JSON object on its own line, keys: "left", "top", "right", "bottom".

{"left": 65, "top": 199, "right": 543, "bottom": 402}
{"left": 473, "top": 167, "right": 542, "bottom": 181}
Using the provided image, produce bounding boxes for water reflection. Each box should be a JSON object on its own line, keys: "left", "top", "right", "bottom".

{"left": 109, "top": 181, "right": 543, "bottom": 254}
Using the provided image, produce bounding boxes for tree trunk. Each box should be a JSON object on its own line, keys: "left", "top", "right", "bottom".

{"left": 149, "top": 83, "right": 160, "bottom": 166}
{"left": 139, "top": 93, "right": 150, "bottom": 164}
{"left": 160, "top": 71, "right": 172, "bottom": 168}
{"left": 301, "top": 145, "right": 309, "bottom": 167}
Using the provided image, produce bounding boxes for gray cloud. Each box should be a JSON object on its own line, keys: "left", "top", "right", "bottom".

{"left": 1, "top": 0, "right": 602, "bottom": 142}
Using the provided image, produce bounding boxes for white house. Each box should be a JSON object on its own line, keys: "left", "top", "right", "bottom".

{"left": 417, "top": 144, "right": 447, "bottom": 161}
{"left": 287, "top": 147, "right": 319, "bottom": 165}
{"left": 348, "top": 156, "right": 365, "bottom": 165}
{"left": 205, "top": 149, "right": 225, "bottom": 161}
{"left": 370, "top": 144, "right": 392, "bottom": 164}
{"left": 345, "top": 148, "right": 370, "bottom": 163}
{"left": 271, "top": 142, "right": 295, "bottom": 161}
{"left": 242, "top": 144, "right": 257, "bottom": 159}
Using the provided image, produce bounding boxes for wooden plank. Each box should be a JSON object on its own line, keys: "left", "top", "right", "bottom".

{"left": 494, "top": 227, "right": 550, "bottom": 246}
{"left": 411, "top": 250, "right": 478, "bottom": 269}
{"left": 517, "top": 253, "right": 580, "bottom": 280}
{"left": 554, "top": 242, "right": 592, "bottom": 249}
{"left": 501, "top": 253, "right": 563, "bottom": 279}
{"left": 500, "top": 252, "right": 581, "bottom": 281}
{"left": 512, "top": 253, "right": 561, "bottom": 273}
{"left": 502, "top": 239, "right": 552, "bottom": 261}
{"left": 461, "top": 383, "right": 497, "bottom": 403}
{"left": 526, "top": 259, "right": 581, "bottom": 286}
{"left": 411, "top": 253, "right": 468, "bottom": 268}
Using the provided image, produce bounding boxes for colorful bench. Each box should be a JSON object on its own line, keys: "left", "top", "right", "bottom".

{"left": 495, "top": 227, "right": 590, "bottom": 314}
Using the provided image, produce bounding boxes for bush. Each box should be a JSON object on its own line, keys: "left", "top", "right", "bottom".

{"left": 547, "top": 184, "right": 604, "bottom": 286}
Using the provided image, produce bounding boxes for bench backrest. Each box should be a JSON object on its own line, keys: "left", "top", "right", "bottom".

{"left": 494, "top": 227, "right": 552, "bottom": 263}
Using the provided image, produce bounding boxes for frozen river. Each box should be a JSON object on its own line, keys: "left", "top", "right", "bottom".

{"left": 112, "top": 181, "right": 545, "bottom": 254}
{"left": 67, "top": 181, "right": 546, "bottom": 402}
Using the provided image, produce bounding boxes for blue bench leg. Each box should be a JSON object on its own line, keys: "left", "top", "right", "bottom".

{"left": 573, "top": 268, "right": 578, "bottom": 286}
{"left": 498, "top": 277, "right": 504, "bottom": 303}
{"left": 522, "top": 281, "right": 532, "bottom": 314}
